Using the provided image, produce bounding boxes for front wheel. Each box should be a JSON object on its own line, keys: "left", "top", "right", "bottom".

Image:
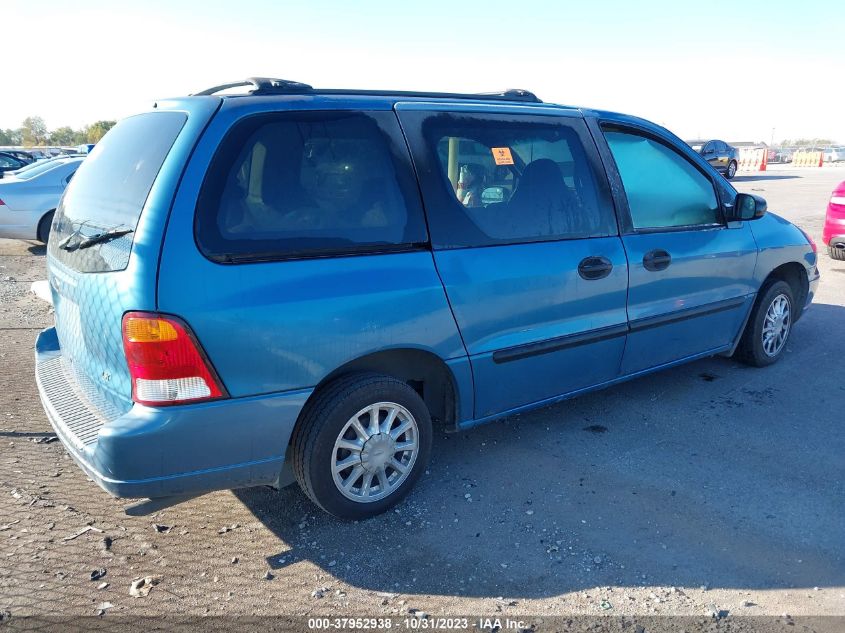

{"left": 735, "top": 280, "right": 794, "bottom": 367}
{"left": 725, "top": 160, "right": 738, "bottom": 179}
{"left": 291, "top": 373, "right": 432, "bottom": 520}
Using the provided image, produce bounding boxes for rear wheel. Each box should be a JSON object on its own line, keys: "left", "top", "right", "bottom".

{"left": 37, "top": 211, "right": 55, "bottom": 244}
{"left": 725, "top": 160, "right": 737, "bottom": 179}
{"left": 829, "top": 244, "right": 845, "bottom": 261}
{"left": 291, "top": 373, "right": 432, "bottom": 520}
{"left": 736, "top": 280, "right": 794, "bottom": 367}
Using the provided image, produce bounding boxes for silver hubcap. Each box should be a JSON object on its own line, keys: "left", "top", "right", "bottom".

{"left": 728, "top": 163, "right": 736, "bottom": 177}
{"left": 331, "top": 402, "right": 419, "bottom": 503}
{"left": 762, "top": 294, "right": 791, "bottom": 357}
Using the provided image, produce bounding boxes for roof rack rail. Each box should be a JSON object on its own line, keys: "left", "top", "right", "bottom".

{"left": 280, "top": 88, "right": 543, "bottom": 103}
{"left": 192, "top": 78, "right": 542, "bottom": 103}
{"left": 193, "top": 77, "right": 313, "bottom": 96}
{"left": 307, "top": 88, "right": 542, "bottom": 103}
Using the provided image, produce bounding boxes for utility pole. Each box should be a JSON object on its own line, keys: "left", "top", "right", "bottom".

{"left": 771, "top": 127, "right": 775, "bottom": 147}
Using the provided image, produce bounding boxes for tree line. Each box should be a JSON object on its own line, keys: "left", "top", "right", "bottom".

{"left": 780, "top": 138, "right": 836, "bottom": 147}
{"left": 0, "top": 116, "right": 117, "bottom": 147}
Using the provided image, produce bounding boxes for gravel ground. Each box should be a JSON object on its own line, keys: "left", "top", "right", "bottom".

{"left": 0, "top": 165, "right": 843, "bottom": 630}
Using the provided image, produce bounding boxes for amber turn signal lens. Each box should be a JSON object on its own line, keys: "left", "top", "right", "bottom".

{"left": 123, "top": 316, "right": 178, "bottom": 343}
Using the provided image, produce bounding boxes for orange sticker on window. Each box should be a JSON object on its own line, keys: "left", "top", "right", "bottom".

{"left": 491, "top": 147, "right": 514, "bottom": 165}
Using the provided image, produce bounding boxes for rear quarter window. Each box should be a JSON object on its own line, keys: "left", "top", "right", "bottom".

{"left": 195, "top": 111, "right": 427, "bottom": 262}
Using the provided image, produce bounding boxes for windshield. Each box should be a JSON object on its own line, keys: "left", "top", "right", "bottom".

{"left": 49, "top": 111, "right": 187, "bottom": 273}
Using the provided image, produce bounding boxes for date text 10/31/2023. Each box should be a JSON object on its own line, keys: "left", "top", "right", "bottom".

{"left": 307, "top": 617, "right": 528, "bottom": 630}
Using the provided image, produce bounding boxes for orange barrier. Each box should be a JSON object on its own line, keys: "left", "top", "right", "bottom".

{"left": 738, "top": 148, "right": 767, "bottom": 171}
{"left": 792, "top": 151, "right": 823, "bottom": 167}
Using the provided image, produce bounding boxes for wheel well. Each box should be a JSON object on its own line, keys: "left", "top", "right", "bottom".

{"left": 312, "top": 349, "right": 458, "bottom": 430}
{"left": 764, "top": 262, "right": 808, "bottom": 320}
{"left": 37, "top": 210, "right": 55, "bottom": 242}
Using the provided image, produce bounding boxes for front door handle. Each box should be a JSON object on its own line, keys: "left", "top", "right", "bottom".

{"left": 643, "top": 249, "right": 672, "bottom": 272}
{"left": 578, "top": 256, "right": 613, "bottom": 280}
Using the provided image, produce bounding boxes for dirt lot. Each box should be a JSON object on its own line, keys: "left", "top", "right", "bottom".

{"left": 1, "top": 166, "right": 843, "bottom": 627}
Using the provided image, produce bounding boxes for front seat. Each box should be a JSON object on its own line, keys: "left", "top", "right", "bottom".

{"left": 507, "top": 159, "right": 577, "bottom": 237}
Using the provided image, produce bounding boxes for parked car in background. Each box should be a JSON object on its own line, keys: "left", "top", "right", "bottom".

{"left": 768, "top": 147, "right": 795, "bottom": 163}
{"left": 0, "top": 157, "right": 83, "bottom": 242}
{"left": 2, "top": 150, "right": 36, "bottom": 164}
{"left": 35, "top": 78, "right": 818, "bottom": 519}
{"left": 823, "top": 147, "right": 845, "bottom": 163}
{"left": 0, "top": 152, "right": 28, "bottom": 178}
{"left": 688, "top": 139, "right": 739, "bottom": 179}
{"left": 76, "top": 143, "right": 96, "bottom": 154}
{"left": 823, "top": 181, "right": 845, "bottom": 260}
{"left": 6, "top": 154, "right": 85, "bottom": 178}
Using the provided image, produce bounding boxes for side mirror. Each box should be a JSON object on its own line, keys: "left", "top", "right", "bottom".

{"left": 703, "top": 148, "right": 714, "bottom": 155}
{"left": 728, "top": 193, "right": 767, "bottom": 221}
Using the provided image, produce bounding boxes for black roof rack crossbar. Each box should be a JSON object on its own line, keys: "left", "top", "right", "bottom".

{"left": 476, "top": 89, "right": 542, "bottom": 101}
{"left": 192, "top": 78, "right": 541, "bottom": 103}
{"left": 192, "top": 77, "right": 313, "bottom": 96}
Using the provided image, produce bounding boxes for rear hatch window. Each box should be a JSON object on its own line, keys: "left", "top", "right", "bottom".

{"left": 49, "top": 112, "right": 187, "bottom": 272}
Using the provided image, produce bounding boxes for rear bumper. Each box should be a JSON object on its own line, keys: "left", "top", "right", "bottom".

{"left": 822, "top": 228, "right": 845, "bottom": 247}
{"left": 35, "top": 327, "right": 311, "bottom": 498}
{"left": 823, "top": 212, "right": 845, "bottom": 245}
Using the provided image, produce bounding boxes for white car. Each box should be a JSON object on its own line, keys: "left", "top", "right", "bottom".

{"left": 0, "top": 157, "right": 84, "bottom": 242}
{"left": 824, "top": 147, "right": 845, "bottom": 163}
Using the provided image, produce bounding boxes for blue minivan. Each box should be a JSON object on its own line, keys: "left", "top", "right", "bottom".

{"left": 35, "top": 78, "right": 819, "bottom": 519}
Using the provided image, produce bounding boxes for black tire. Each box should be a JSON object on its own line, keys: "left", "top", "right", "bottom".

{"left": 725, "top": 160, "right": 738, "bottom": 180}
{"left": 735, "top": 280, "right": 795, "bottom": 367}
{"left": 829, "top": 245, "right": 845, "bottom": 261}
{"left": 291, "top": 373, "right": 432, "bottom": 520}
{"left": 37, "top": 211, "right": 55, "bottom": 244}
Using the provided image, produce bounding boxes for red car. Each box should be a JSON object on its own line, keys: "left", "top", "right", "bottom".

{"left": 824, "top": 181, "right": 845, "bottom": 260}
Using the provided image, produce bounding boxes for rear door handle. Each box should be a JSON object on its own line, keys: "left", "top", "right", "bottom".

{"left": 578, "top": 256, "right": 613, "bottom": 280}
{"left": 643, "top": 249, "right": 672, "bottom": 272}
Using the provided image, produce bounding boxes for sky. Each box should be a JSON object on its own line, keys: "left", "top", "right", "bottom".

{"left": 2, "top": 0, "right": 844, "bottom": 144}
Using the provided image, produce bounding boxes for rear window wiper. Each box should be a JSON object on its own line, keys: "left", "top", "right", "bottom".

{"left": 75, "top": 228, "right": 134, "bottom": 250}
{"left": 56, "top": 220, "right": 94, "bottom": 251}
{"left": 59, "top": 227, "right": 134, "bottom": 251}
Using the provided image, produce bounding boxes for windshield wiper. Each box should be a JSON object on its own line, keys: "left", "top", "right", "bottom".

{"left": 75, "top": 228, "right": 134, "bottom": 250}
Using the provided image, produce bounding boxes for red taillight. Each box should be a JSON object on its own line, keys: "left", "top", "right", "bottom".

{"left": 122, "top": 312, "right": 225, "bottom": 406}
{"left": 0, "top": 198, "right": 5, "bottom": 206}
